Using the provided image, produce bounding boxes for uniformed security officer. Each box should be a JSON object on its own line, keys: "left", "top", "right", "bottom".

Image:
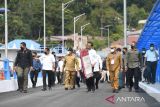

{"left": 63, "top": 48, "right": 79, "bottom": 90}
{"left": 107, "top": 46, "right": 122, "bottom": 93}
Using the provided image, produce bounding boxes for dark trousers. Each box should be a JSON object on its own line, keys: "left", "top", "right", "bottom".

{"left": 122, "top": 71, "right": 126, "bottom": 87}
{"left": 80, "top": 71, "right": 85, "bottom": 83}
{"left": 76, "top": 76, "right": 80, "bottom": 87}
{"left": 56, "top": 72, "right": 63, "bottom": 84}
{"left": 42, "top": 70, "right": 53, "bottom": 89}
{"left": 17, "top": 67, "right": 30, "bottom": 91}
{"left": 125, "top": 70, "right": 129, "bottom": 87}
{"left": 93, "top": 72, "right": 101, "bottom": 89}
{"left": 146, "top": 61, "right": 157, "bottom": 83}
{"left": 52, "top": 72, "right": 56, "bottom": 86}
{"left": 127, "top": 67, "right": 140, "bottom": 90}
{"left": 30, "top": 70, "right": 39, "bottom": 87}
{"left": 86, "top": 77, "right": 95, "bottom": 91}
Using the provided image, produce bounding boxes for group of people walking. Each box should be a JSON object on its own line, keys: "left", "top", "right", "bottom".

{"left": 13, "top": 41, "right": 159, "bottom": 93}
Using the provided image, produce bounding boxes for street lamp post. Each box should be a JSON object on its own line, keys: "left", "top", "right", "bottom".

{"left": 43, "top": 0, "right": 46, "bottom": 50}
{"left": 5, "top": 0, "right": 8, "bottom": 58}
{"left": 80, "top": 23, "right": 90, "bottom": 49}
{"left": 74, "top": 13, "right": 85, "bottom": 49}
{"left": 124, "top": 0, "right": 127, "bottom": 47}
{"left": 62, "top": 0, "right": 74, "bottom": 51}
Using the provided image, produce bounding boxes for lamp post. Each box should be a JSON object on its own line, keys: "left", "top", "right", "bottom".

{"left": 43, "top": 0, "right": 46, "bottom": 50}
{"left": 5, "top": 0, "right": 8, "bottom": 58}
{"left": 80, "top": 23, "right": 90, "bottom": 49}
{"left": 62, "top": 0, "right": 74, "bottom": 51}
{"left": 74, "top": 13, "right": 85, "bottom": 49}
{"left": 124, "top": 0, "right": 127, "bottom": 47}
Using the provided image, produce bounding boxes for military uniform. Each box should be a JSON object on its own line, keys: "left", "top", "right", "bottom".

{"left": 63, "top": 54, "right": 79, "bottom": 89}
{"left": 107, "top": 52, "right": 122, "bottom": 90}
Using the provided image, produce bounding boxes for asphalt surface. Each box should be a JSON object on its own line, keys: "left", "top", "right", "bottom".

{"left": 0, "top": 82, "right": 159, "bottom": 107}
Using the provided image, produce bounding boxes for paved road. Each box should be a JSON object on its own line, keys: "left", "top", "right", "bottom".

{"left": 0, "top": 82, "right": 159, "bottom": 107}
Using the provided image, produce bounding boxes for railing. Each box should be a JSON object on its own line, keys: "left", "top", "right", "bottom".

{"left": 0, "top": 59, "right": 43, "bottom": 81}
{"left": 0, "top": 59, "right": 14, "bottom": 80}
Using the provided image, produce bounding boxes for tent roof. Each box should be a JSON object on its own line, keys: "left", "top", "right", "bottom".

{"left": 137, "top": 0, "right": 160, "bottom": 50}
{"left": 0, "top": 39, "right": 41, "bottom": 50}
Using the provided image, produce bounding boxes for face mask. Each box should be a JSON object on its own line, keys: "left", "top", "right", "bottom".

{"left": 111, "top": 49, "right": 114, "bottom": 53}
{"left": 142, "top": 51, "right": 146, "bottom": 53}
{"left": 67, "top": 51, "right": 72, "bottom": 54}
{"left": 131, "top": 45, "right": 135, "bottom": 49}
{"left": 150, "top": 47, "right": 154, "bottom": 51}
{"left": 20, "top": 47, "right": 24, "bottom": 50}
{"left": 123, "top": 51, "right": 125, "bottom": 54}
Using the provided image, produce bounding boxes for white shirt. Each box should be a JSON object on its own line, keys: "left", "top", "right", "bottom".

{"left": 39, "top": 54, "right": 55, "bottom": 70}
{"left": 57, "top": 60, "right": 64, "bottom": 72}
{"left": 145, "top": 50, "right": 159, "bottom": 62}
{"left": 88, "top": 49, "right": 97, "bottom": 66}
{"left": 94, "top": 54, "right": 102, "bottom": 72}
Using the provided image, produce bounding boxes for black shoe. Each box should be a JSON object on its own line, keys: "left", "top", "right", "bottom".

{"left": 151, "top": 82, "right": 155, "bottom": 84}
{"left": 107, "top": 81, "right": 111, "bottom": 83}
{"left": 87, "top": 89, "right": 91, "bottom": 92}
{"left": 77, "top": 84, "right": 80, "bottom": 88}
{"left": 91, "top": 89, "right": 95, "bottom": 93}
{"left": 129, "top": 87, "right": 132, "bottom": 92}
{"left": 41, "top": 88, "right": 47, "bottom": 91}
{"left": 115, "top": 89, "right": 119, "bottom": 93}
{"left": 135, "top": 89, "right": 139, "bottom": 93}
{"left": 112, "top": 89, "right": 115, "bottom": 93}
{"left": 32, "top": 85, "right": 36, "bottom": 88}
{"left": 71, "top": 87, "right": 75, "bottom": 90}
{"left": 65, "top": 88, "right": 68, "bottom": 90}
{"left": 118, "top": 86, "right": 122, "bottom": 90}
{"left": 19, "top": 89, "right": 23, "bottom": 92}
{"left": 23, "top": 90, "right": 28, "bottom": 93}
{"left": 49, "top": 87, "right": 52, "bottom": 90}
{"left": 17, "top": 89, "right": 20, "bottom": 91}
{"left": 122, "top": 86, "right": 125, "bottom": 88}
{"left": 100, "top": 80, "right": 104, "bottom": 83}
{"left": 96, "top": 86, "right": 99, "bottom": 89}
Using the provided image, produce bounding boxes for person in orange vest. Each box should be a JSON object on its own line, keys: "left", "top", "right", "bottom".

{"left": 107, "top": 46, "right": 122, "bottom": 93}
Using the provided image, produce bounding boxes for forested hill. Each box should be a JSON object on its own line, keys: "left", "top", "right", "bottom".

{"left": 0, "top": 0, "right": 156, "bottom": 42}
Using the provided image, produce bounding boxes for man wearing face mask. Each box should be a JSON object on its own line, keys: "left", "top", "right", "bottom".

{"left": 14, "top": 42, "right": 33, "bottom": 93}
{"left": 39, "top": 48, "right": 55, "bottom": 91}
{"left": 62, "top": 48, "right": 79, "bottom": 90}
{"left": 107, "top": 46, "right": 122, "bottom": 93}
{"left": 126, "top": 42, "right": 141, "bottom": 92}
{"left": 140, "top": 48, "right": 147, "bottom": 82}
{"left": 85, "top": 42, "right": 97, "bottom": 92}
{"left": 30, "top": 52, "right": 42, "bottom": 88}
{"left": 144, "top": 44, "right": 159, "bottom": 84}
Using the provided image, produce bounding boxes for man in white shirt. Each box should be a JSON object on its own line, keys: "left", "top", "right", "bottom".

{"left": 144, "top": 44, "right": 159, "bottom": 84}
{"left": 56, "top": 57, "right": 64, "bottom": 84}
{"left": 93, "top": 54, "right": 102, "bottom": 89}
{"left": 39, "top": 48, "right": 55, "bottom": 91}
{"left": 86, "top": 42, "right": 97, "bottom": 92}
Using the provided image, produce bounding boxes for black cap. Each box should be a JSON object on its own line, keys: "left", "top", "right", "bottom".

{"left": 150, "top": 43, "right": 154, "bottom": 47}
{"left": 68, "top": 48, "right": 73, "bottom": 52}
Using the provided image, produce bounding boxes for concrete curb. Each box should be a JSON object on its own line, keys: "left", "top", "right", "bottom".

{"left": 139, "top": 82, "right": 160, "bottom": 102}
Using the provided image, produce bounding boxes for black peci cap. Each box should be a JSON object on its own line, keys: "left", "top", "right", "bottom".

{"left": 68, "top": 48, "right": 73, "bottom": 52}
